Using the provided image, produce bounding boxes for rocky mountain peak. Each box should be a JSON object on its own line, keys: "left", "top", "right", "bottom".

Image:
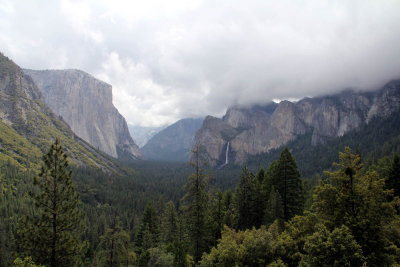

{"left": 0, "top": 52, "right": 119, "bottom": 172}
{"left": 367, "top": 80, "right": 400, "bottom": 122}
{"left": 194, "top": 80, "right": 400, "bottom": 167}
{"left": 24, "top": 69, "right": 143, "bottom": 160}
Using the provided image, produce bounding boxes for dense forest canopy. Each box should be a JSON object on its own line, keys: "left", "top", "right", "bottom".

{"left": 1, "top": 137, "right": 400, "bottom": 266}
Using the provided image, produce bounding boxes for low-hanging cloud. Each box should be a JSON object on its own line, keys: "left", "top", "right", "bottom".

{"left": 1, "top": 0, "right": 400, "bottom": 126}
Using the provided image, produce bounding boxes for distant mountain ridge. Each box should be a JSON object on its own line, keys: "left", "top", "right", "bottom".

{"left": 128, "top": 125, "right": 166, "bottom": 147}
{"left": 142, "top": 118, "right": 204, "bottom": 161}
{"left": 0, "top": 52, "right": 118, "bottom": 172}
{"left": 194, "top": 80, "right": 400, "bottom": 167}
{"left": 24, "top": 69, "right": 144, "bottom": 160}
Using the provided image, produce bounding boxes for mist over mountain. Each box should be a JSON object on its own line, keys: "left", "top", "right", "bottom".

{"left": 194, "top": 80, "right": 400, "bottom": 167}
{"left": 2, "top": 1, "right": 400, "bottom": 266}
{"left": 3, "top": 1, "right": 400, "bottom": 126}
{"left": 128, "top": 124, "right": 166, "bottom": 148}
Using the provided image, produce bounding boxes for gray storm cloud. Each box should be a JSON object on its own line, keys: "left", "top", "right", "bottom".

{"left": 1, "top": 0, "right": 400, "bottom": 126}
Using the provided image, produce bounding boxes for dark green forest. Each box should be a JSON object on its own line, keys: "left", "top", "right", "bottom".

{"left": 1, "top": 111, "right": 400, "bottom": 266}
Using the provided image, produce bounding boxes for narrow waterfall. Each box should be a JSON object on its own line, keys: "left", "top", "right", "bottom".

{"left": 225, "top": 141, "right": 230, "bottom": 165}
{"left": 220, "top": 141, "right": 230, "bottom": 168}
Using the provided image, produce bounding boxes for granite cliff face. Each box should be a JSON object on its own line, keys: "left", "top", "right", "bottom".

{"left": 24, "top": 69, "right": 143, "bottom": 160}
{"left": 0, "top": 53, "right": 118, "bottom": 172}
{"left": 142, "top": 118, "right": 203, "bottom": 161}
{"left": 193, "top": 81, "right": 400, "bottom": 167}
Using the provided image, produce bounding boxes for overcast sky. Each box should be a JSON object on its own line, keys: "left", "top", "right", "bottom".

{"left": 1, "top": 0, "right": 400, "bottom": 126}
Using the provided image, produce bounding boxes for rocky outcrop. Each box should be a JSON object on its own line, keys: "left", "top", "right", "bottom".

{"left": 194, "top": 80, "right": 400, "bottom": 167}
{"left": 24, "top": 69, "right": 143, "bottom": 160}
{"left": 0, "top": 52, "right": 119, "bottom": 172}
{"left": 142, "top": 118, "right": 203, "bottom": 162}
{"left": 367, "top": 81, "right": 400, "bottom": 122}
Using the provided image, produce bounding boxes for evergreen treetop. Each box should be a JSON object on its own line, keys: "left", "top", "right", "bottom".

{"left": 16, "top": 138, "right": 87, "bottom": 267}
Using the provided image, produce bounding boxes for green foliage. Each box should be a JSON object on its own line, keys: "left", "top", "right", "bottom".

{"left": 2, "top": 100, "right": 400, "bottom": 267}
{"left": 387, "top": 153, "right": 400, "bottom": 198}
{"left": 208, "top": 191, "right": 224, "bottom": 246}
{"left": 222, "top": 190, "right": 235, "bottom": 228}
{"left": 269, "top": 147, "right": 304, "bottom": 221}
{"left": 300, "top": 224, "right": 364, "bottom": 267}
{"left": 0, "top": 120, "right": 42, "bottom": 170}
{"left": 161, "top": 201, "right": 179, "bottom": 244}
{"left": 136, "top": 203, "right": 160, "bottom": 251}
{"left": 235, "top": 166, "right": 264, "bottom": 229}
{"left": 182, "top": 146, "right": 210, "bottom": 262}
{"left": 16, "top": 139, "right": 87, "bottom": 267}
{"left": 264, "top": 186, "right": 284, "bottom": 225}
{"left": 96, "top": 217, "right": 132, "bottom": 267}
{"left": 13, "top": 256, "right": 44, "bottom": 267}
{"left": 273, "top": 212, "right": 319, "bottom": 266}
{"left": 313, "top": 147, "right": 400, "bottom": 266}
{"left": 199, "top": 226, "right": 274, "bottom": 266}
{"left": 147, "top": 247, "right": 174, "bottom": 266}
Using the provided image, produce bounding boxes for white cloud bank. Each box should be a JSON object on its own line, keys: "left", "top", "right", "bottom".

{"left": 1, "top": 0, "right": 400, "bottom": 126}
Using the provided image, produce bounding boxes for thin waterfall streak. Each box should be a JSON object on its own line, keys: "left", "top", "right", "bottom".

{"left": 225, "top": 141, "right": 230, "bottom": 165}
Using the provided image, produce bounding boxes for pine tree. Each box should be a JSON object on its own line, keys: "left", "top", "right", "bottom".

{"left": 96, "top": 217, "right": 132, "bottom": 267}
{"left": 235, "top": 166, "right": 261, "bottom": 229}
{"left": 182, "top": 145, "right": 209, "bottom": 262}
{"left": 313, "top": 147, "right": 399, "bottom": 265}
{"left": 387, "top": 153, "right": 400, "bottom": 198}
{"left": 209, "top": 191, "right": 224, "bottom": 246}
{"left": 222, "top": 190, "right": 235, "bottom": 228}
{"left": 136, "top": 203, "right": 159, "bottom": 251}
{"left": 264, "top": 186, "right": 284, "bottom": 225}
{"left": 17, "top": 138, "right": 87, "bottom": 267}
{"left": 161, "top": 201, "right": 178, "bottom": 244}
{"left": 172, "top": 205, "right": 188, "bottom": 267}
{"left": 270, "top": 147, "right": 303, "bottom": 221}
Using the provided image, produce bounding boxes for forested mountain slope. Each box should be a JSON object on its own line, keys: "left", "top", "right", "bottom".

{"left": 24, "top": 69, "right": 143, "bottom": 160}
{"left": 0, "top": 53, "right": 118, "bottom": 172}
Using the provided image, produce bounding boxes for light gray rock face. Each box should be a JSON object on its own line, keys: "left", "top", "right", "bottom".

{"left": 24, "top": 69, "right": 143, "bottom": 159}
{"left": 142, "top": 118, "right": 203, "bottom": 162}
{"left": 0, "top": 53, "right": 119, "bottom": 172}
{"left": 367, "top": 81, "right": 400, "bottom": 122}
{"left": 0, "top": 58, "right": 43, "bottom": 128}
{"left": 194, "top": 81, "right": 400, "bottom": 166}
{"left": 193, "top": 116, "right": 238, "bottom": 166}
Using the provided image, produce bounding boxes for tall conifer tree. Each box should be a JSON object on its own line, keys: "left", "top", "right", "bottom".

{"left": 182, "top": 145, "right": 209, "bottom": 262}
{"left": 96, "top": 217, "right": 131, "bottom": 267}
{"left": 136, "top": 203, "right": 159, "bottom": 251}
{"left": 313, "top": 147, "right": 399, "bottom": 265}
{"left": 161, "top": 201, "right": 178, "bottom": 245}
{"left": 387, "top": 153, "right": 400, "bottom": 198}
{"left": 235, "top": 166, "right": 261, "bottom": 229}
{"left": 270, "top": 147, "right": 303, "bottom": 221}
{"left": 17, "top": 138, "right": 87, "bottom": 267}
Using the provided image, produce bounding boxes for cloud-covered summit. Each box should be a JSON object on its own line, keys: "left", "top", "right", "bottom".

{"left": 1, "top": 0, "right": 400, "bottom": 126}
